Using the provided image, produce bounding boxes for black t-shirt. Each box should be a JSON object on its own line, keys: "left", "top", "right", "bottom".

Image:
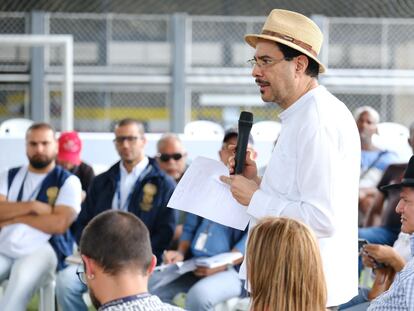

{"left": 70, "top": 161, "right": 95, "bottom": 192}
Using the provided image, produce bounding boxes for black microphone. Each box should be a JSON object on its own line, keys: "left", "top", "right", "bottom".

{"left": 234, "top": 111, "right": 253, "bottom": 175}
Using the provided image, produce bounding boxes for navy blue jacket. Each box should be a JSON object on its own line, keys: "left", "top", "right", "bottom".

{"left": 8, "top": 165, "right": 74, "bottom": 271}
{"left": 73, "top": 158, "right": 176, "bottom": 262}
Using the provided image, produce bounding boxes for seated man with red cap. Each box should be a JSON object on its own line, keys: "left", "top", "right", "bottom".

{"left": 57, "top": 131, "right": 95, "bottom": 199}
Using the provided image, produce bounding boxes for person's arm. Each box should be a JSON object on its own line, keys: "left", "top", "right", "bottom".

{"left": 163, "top": 240, "right": 191, "bottom": 264}
{"left": 164, "top": 213, "right": 202, "bottom": 264}
{"left": 363, "top": 244, "right": 406, "bottom": 272}
{"left": 0, "top": 204, "right": 76, "bottom": 234}
{"left": 0, "top": 175, "right": 82, "bottom": 234}
{"left": 149, "top": 178, "right": 177, "bottom": 263}
{"left": 364, "top": 191, "right": 385, "bottom": 227}
{"left": 359, "top": 187, "right": 378, "bottom": 216}
{"left": 0, "top": 195, "right": 52, "bottom": 221}
{"left": 72, "top": 177, "right": 99, "bottom": 244}
{"left": 0, "top": 170, "right": 52, "bottom": 221}
{"left": 220, "top": 148, "right": 262, "bottom": 201}
{"left": 248, "top": 125, "right": 338, "bottom": 238}
{"left": 82, "top": 164, "right": 95, "bottom": 193}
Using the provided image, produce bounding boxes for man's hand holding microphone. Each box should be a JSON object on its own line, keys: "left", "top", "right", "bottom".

{"left": 220, "top": 111, "right": 260, "bottom": 206}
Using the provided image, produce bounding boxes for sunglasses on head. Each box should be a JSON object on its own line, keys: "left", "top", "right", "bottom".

{"left": 158, "top": 153, "right": 183, "bottom": 162}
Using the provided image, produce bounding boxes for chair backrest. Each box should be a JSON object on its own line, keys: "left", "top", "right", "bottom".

{"left": 373, "top": 122, "right": 412, "bottom": 161}
{"left": 0, "top": 118, "right": 33, "bottom": 137}
{"left": 184, "top": 120, "right": 224, "bottom": 137}
{"left": 251, "top": 121, "right": 281, "bottom": 141}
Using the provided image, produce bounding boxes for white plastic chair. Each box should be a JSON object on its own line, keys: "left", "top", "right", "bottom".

{"left": 0, "top": 279, "right": 55, "bottom": 311}
{"left": 0, "top": 118, "right": 33, "bottom": 137}
{"left": 373, "top": 122, "right": 411, "bottom": 162}
{"left": 251, "top": 121, "right": 281, "bottom": 142}
{"left": 184, "top": 120, "right": 224, "bottom": 137}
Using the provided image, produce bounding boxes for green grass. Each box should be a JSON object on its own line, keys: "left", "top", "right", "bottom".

{"left": 26, "top": 293, "right": 95, "bottom": 311}
{"left": 26, "top": 294, "right": 38, "bottom": 311}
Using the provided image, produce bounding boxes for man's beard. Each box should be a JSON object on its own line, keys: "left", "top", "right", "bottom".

{"left": 89, "top": 287, "right": 102, "bottom": 310}
{"left": 29, "top": 155, "right": 54, "bottom": 169}
{"left": 359, "top": 132, "right": 373, "bottom": 145}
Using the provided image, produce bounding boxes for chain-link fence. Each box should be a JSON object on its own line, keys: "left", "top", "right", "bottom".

{"left": 0, "top": 12, "right": 413, "bottom": 132}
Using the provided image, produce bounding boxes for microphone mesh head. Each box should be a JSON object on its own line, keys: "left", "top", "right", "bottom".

{"left": 239, "top": 111, "right": 253, "bottom": 123}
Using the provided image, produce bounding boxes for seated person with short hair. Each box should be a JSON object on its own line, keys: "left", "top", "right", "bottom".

{"left": 78, "top": 210, "right": 183, "bottom": 311}
{"left": 149, "top": 129, "right": 251, "bottom": 310}
{"left": 0, "top": 123, "right": 82, "bottom": 311}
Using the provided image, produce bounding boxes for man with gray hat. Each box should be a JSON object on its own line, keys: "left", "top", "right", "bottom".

{"left": 220, "top": 9, "right": 360, "bottom": 308}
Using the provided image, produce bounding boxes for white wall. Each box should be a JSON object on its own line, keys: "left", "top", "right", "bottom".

{"left": 0, "top": 133, "right": 275, "bottom": 175}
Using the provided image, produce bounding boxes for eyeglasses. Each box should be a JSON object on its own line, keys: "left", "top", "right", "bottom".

{"left": 76, "top": 264, "right": 87, "bottom": 285}
{"left": 113, "top": 136, "right": 140, "bottom": 144}
{"left": 158, "top": 153, "right": 183, "bottom": 162}
{"left": 247, "top": 57, "right": 289, "bottom": 68}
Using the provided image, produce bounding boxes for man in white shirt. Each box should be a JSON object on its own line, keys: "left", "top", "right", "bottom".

{"left": 220, "top": 9, "right": 360, "bottom": 308}
{"left": 0, "top": 122, "right": 82, "bottom": 311}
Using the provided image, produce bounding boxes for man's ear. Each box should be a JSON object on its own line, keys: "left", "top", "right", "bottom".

{"left": 147, "top": 255, "right": 157, "bottom": 276}
{"left": 142, "top": 135, "right": 148, "bottom": 146}
{"left": 81, "top": 254, "right": 96, "bottom": 278}
{"left": 295, "top": 55, "right": 308, "bottom": 74}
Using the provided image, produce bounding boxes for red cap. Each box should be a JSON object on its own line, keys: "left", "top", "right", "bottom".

{"left": 58, "top": 131, "right": 82, "bottom": 166}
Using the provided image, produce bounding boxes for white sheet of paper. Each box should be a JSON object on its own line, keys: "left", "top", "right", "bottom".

{"left": 195, "top": 252, "right": 243, "bottom": 268}
{"left": 167, "top": 156, "right": 250, "bottom": 230}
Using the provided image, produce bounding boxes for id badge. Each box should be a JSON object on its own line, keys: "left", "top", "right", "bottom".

{"left": 194, "top": 232, "right": 208, "bottom": 251}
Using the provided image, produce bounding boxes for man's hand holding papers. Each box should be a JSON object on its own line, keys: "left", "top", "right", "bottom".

{"left": 167, "top": 157, "right": 250, "bottom": 230}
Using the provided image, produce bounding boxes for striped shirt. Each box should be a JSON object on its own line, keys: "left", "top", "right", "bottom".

{"left": 99, "top": 293, "right": 185, "bottom": 311}
{"left": 368, "top": 234, "right": 414, "bottom": 310}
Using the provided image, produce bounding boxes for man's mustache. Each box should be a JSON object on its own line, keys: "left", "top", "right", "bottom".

{"left": 255, "top": 79, "right": 270, "bottom": 86}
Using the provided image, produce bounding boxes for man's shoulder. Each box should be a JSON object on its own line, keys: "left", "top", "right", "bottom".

{"left": 146, "top": 158, "right": 176, "bottom": 186}
{"left": 300, "top": 88, "right": 353, "bottom": 128}
{"left": 94, "top": 162, "right": 119, "bottom": 182}
{"left": 78, "top": 161, "right": 94, "bottom": 173}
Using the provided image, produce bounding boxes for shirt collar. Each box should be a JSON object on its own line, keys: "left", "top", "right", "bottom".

{"left": 120, "top": 156, "right": 149, "bottom": 178}
{"left": 99, "top": 293, "right": 151, "bottom": 310}
{"left": 279, "top": 85, "right": 325, "bottom": 122}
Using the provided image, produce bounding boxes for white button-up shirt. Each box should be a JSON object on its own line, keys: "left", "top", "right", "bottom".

{"left": 112, "top": 157, "right": 149, "bottom": 211}
{"left": 240, "top": 85, "right": 361, "bottom": 307}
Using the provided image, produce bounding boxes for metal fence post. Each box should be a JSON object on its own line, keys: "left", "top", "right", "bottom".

{"left": 30, "top": 11, "right": 48, "bottom": 123}
{"left": 171, "top": 13, "right": 189, "bottom": 133}
{"left": 311, "top": 14, "right": 329, "bottom": 71}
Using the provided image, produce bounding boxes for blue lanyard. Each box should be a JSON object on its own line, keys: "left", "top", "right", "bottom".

{"left": 16, "top": 170, "right": 44, "bottom": 202}
{"left": 115, "top": 164, "right": 151, "bottom": 211}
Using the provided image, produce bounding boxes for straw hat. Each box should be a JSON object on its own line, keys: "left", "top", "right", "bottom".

{"left": 245, "top": 9, "right": 326, "bottom": 73}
